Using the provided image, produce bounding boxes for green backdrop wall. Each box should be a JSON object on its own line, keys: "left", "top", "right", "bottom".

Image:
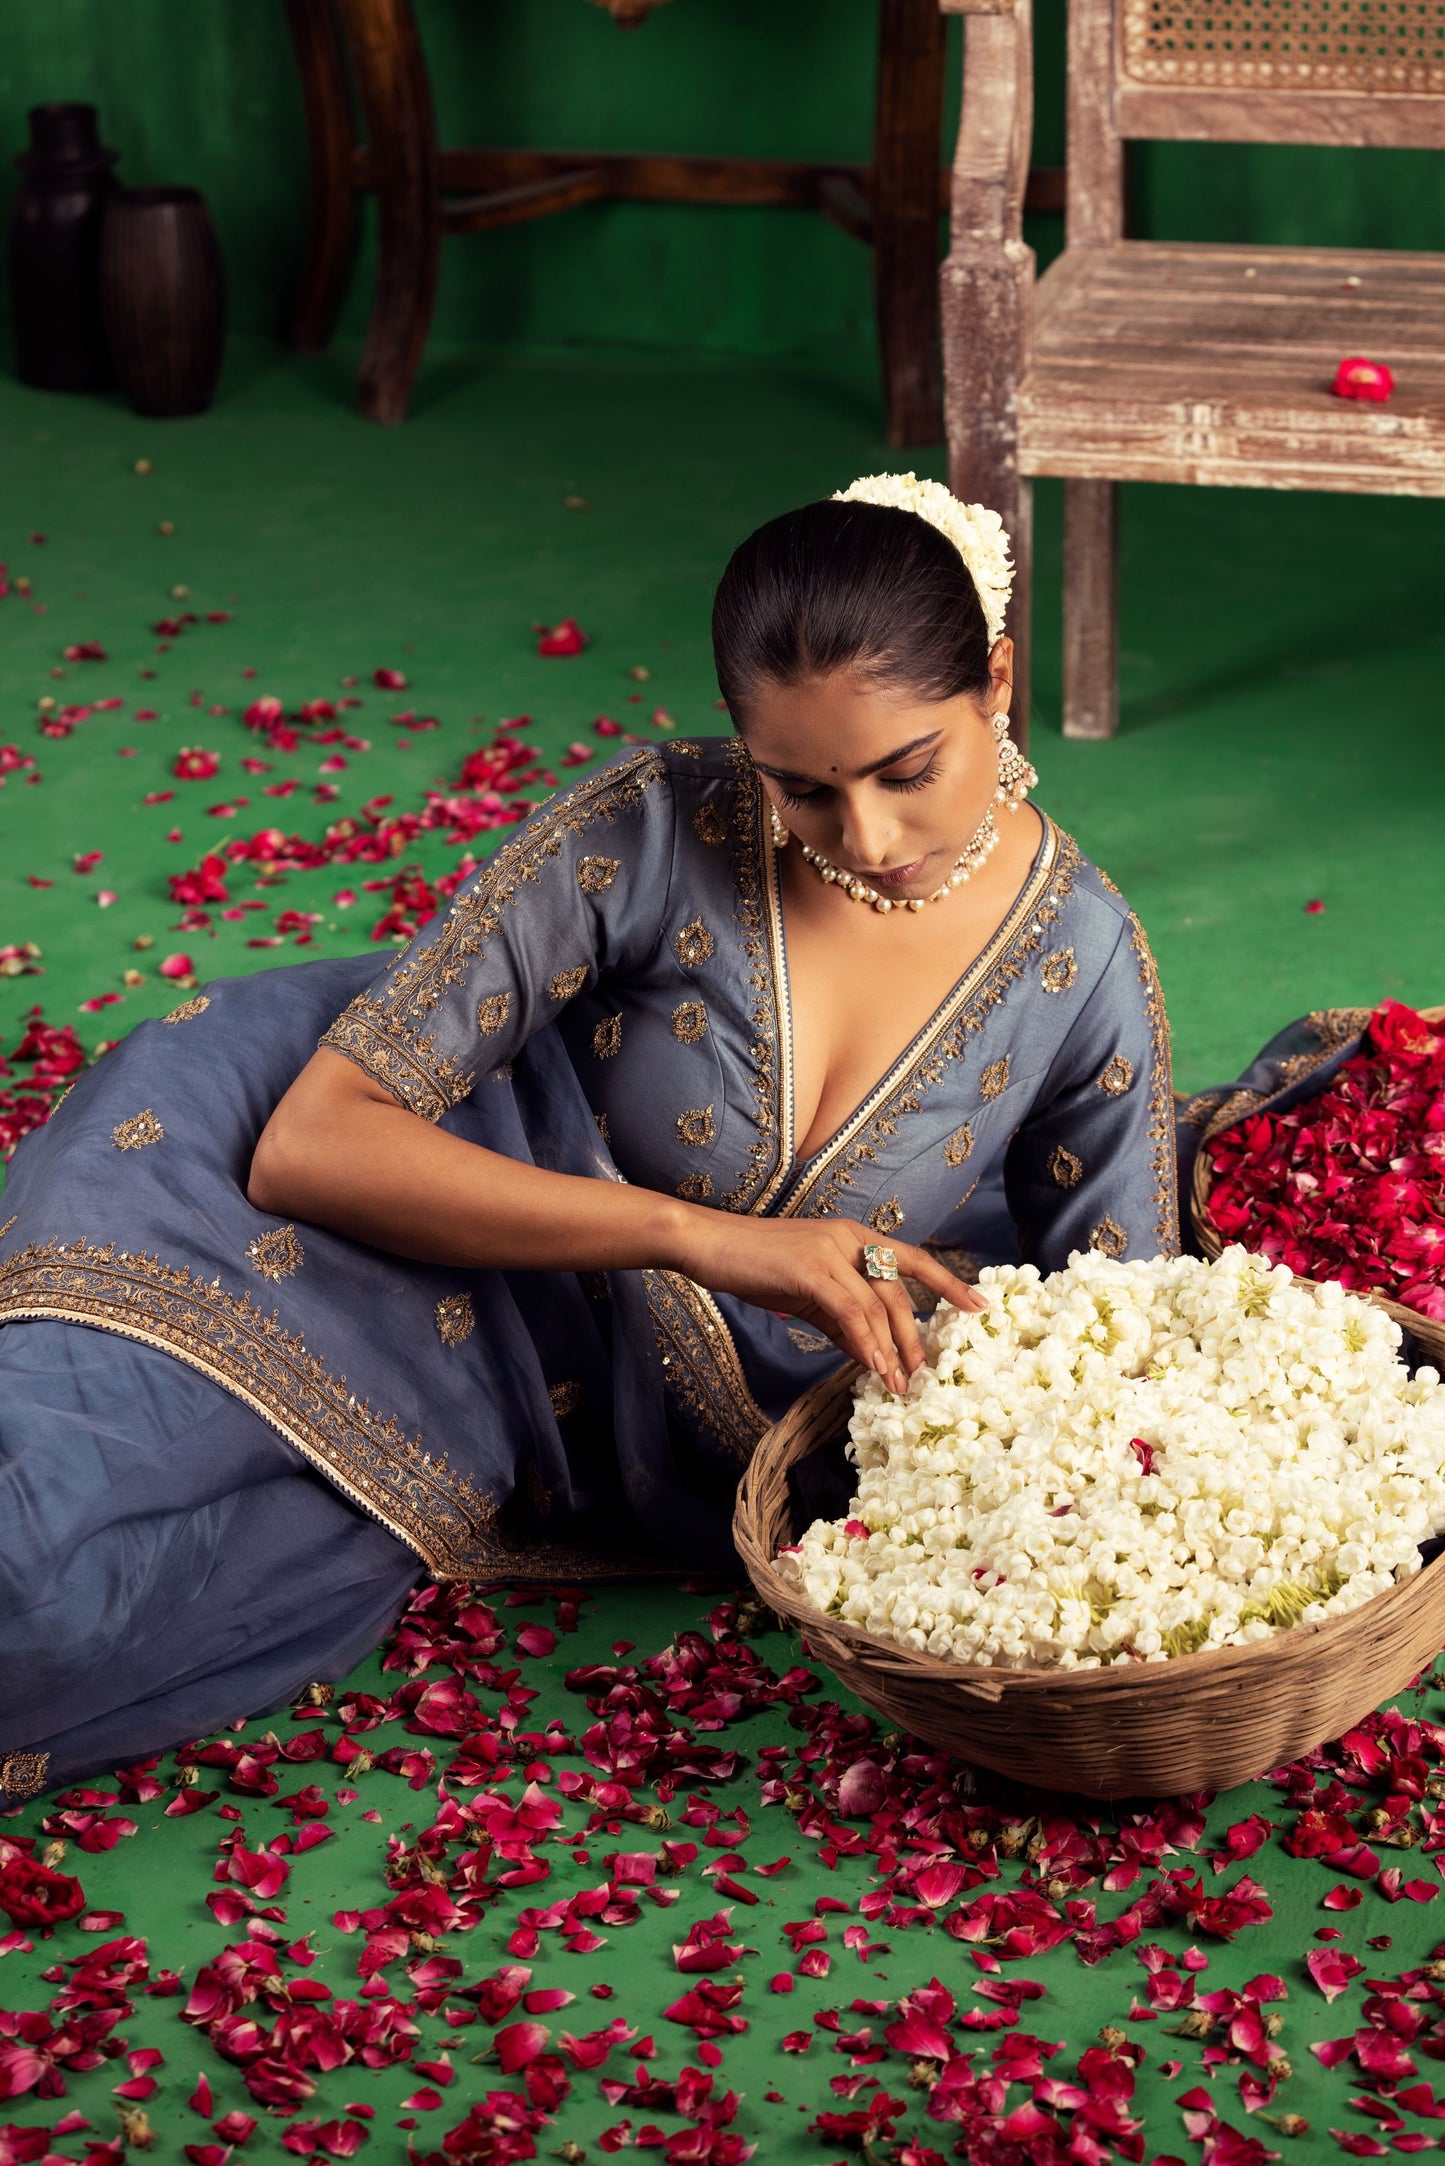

{"left": 0, "top": 0, "right": 1441, "bottom": 367}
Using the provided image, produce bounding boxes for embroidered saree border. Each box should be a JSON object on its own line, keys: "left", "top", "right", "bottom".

{"left": 319, "top": 749, "right": 671, "bottom": 1121}
{"left": 719, "top": 742, "right": 789, "bottom": 1213}
{"left": 1125, "top": 912, "right": 1182, "bottom": 1255}
{"left": 644, "top": 1267, "right": 772, "bottom": 1465}
{"left": 0, "top": 1238, "right": 664, "bottom": 1584}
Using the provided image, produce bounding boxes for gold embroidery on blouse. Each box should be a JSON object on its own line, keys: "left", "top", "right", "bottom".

{"left": 1126, "top": 913, "right": 1181, "bottom": 1256}
{"left": 317, "top": 749, "right": 668, "bottom": 1120}
{"left": 980, "top": 1057, "right": 1011, "bottom": 1101}
{"left": 677, "top": 1106, "right": 716, "bottom": 1149}
{"left": 954, "top": 1179, "right": 981, "bottom": 1214}
{"left": 644, "top": 1268, "right": 770, "bottom": 1466}
{"left": 672, "top": 1000, "right": 708, "bottom": 1045}
{"left": 670, "top": 741, "right": 703, "bottom": 757}
{"left": 1097, "top": 1054, "right": 1134, "bottom": 1096}
{"left": 0, "top": 1751, "right": 48, "bottom": 1800}
{"left": 787, "top": 1324, "right": 833, "bottom": 1355}
{"left": 162, "top": 994, "right": 210, "bottom": 1024}
{"left": 435, "top": 1292, "right": 475, "bottom": 1347}
{"left": 674, "top": 918, "right": 715, "bottom": 969}
{"left": 1049, "top": 1144, "right": 1083, "bottom": 1189}
{"left": 1090, "top": 1216, "right": 1128, "bottom": 1258}
{"left": 112, "top": 1109, "right": 164, "bottom": 1152}
{"left": 868, "top": 1197, "right": 906, "bottom": 1235}
{"left": 677, "top": 1172, "right": 714, "bottom": 1202}
{"left": 943, "top": 1124, "right": 974, "bottom": 1167}
{"left": 477, "top": 992, "right": 511, "bottom": 1036}
{"left": 592, "top": 1015, "right": 622, "bottom": 1059}
{"left": 549, "top": 1379, "right": 584, "bottom": 1418}
{"left": 692, "top": 801, "right": 727, "bottom": 847}
{"left": 0, "top": 1215, "right": 16, "bottom": 1241}
{"left": 1040, "top": 948, "right": 1078, "bottom": 994}
{"left": 780, "top": 825, "right": 1075, "bottom": 1222}
{"left": 1097, "top": 868, "right": 1122, "bottom": 897}
{"left": 248, "top": 1225, "right": 305, "bottom": 1281}
{"left": 549, "top": 966, "right": 589, "bottom": 1001}
{"left": 577, "top": 855, "right": 619, "bottom": 894}
{"left": 720, "top": 743, "right": 788, "bottom": 1213}
{"left": 595, "top": 1111, "right": 611, "bottom": 1145}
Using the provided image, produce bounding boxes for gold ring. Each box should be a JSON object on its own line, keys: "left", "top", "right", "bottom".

{"left": 863, "top": 1244, "right": 899, "bottom": 1281}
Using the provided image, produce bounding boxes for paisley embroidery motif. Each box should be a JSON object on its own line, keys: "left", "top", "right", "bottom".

{"left": 0, "top": 1752, "right": 48, "bottom": 1800}
{"left": 1048, "top": 1144, "right": 1083, "bottom": 1189}
{"left": 549, "top": 966, "right": 589, "bottom": 1000}
{"left": 577, "top": 855, "right": 619, "bottom": 893}
{"left": 692, "top": 802, "right": 727, "bottom": 847}
{"left": 979, "top": 1057, "right": 1011, "bottom": 1101}
{"left": 435, "top": 1292, "right": 475, "bottom": 1347}
{"left": 943, "top": 1125, "right": 974, "bottom": 1167}
{"left": 673, "top": 918, "right": 715, "bottom": 970}
{"left": 672, "top": 1000, "right": 708, "bottom": 1044}
{"left": 1090, "top": 1216, "right": 1128, "bottom": 1258}
{"left": 247, "top": 1225, "right": 305, "bottom": 1281}
{"left": 868, "top": 1197, "right": 906, "bottom": 1235}
{"left": 477, "top": 992, "right": 511, "bottom": 1035}
{"left": 1097, "top": 1054, "right": 1135, "bottom": 1096}
{"left": 548, "top": 1379, "right": 584, "bottom": 1418}
{"left": 592, "top": 1015, "right": 622, "bottom": 1060}
{"left": 112, "top": 1110, "right": 164, "bottom": 1152}
{"left": 676, "top": 1106, "right": 717, "bottom": 1149}
{"left": 677, "top": 1172, "right": 714, "bottom": 1202}
{"left": 1040, "top": 948, "right": 1078, "bottom": 994}
{"left": 162, "top": 995, "right": 210, "bottom": 1024}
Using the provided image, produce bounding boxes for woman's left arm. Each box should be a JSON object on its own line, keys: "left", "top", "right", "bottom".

{"left": 1003, "top": 913, "right": 1180, "bottom": 1270}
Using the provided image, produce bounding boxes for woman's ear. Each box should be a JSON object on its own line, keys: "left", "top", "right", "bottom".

{"left": 987, "top": 635, "right": 1014, "bottom": 714}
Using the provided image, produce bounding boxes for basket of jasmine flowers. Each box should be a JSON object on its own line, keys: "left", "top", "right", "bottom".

{"left": 733, "top": 1245, "right": 1445, "bottom": 1798}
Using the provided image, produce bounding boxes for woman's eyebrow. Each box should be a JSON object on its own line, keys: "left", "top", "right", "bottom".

{"left": 753, "top": 729, "right": 942, "bottom": 786}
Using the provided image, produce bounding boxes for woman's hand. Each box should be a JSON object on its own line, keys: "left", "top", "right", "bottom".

{"left": 667, "top": 1213, "right": 986, "bottom": 1393}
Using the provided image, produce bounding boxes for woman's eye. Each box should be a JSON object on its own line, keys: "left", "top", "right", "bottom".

{"left": 884, "top": 758, "right": 941, "bottom": 794}
{"left": 776, "top": 783, "right": 823, "bottom": 808}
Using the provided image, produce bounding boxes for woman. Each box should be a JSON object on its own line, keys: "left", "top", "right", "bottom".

{"left": 0, "top": 474, "right": 1178, "bottom": 1804}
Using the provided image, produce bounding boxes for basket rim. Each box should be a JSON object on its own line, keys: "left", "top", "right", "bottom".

{"left": 736, "top": 1357, "right": 1445, "bottom": 1695}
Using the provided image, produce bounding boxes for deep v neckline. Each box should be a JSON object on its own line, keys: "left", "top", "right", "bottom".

{"left": 756, "top": 802, "right": 1059, "bottom": 1215}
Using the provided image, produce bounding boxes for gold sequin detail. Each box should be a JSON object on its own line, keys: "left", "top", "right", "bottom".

{"left": 0, "top": 1751, "right": 49, "bottom": 1800}
{"left": 549, "top": 1379, "right": 583, "bottom": 1418}
{"left": 677, "top": 1172, "right": 714, "bottom": 1202}
{"left": 1090, "top": 1216, "right": 1128, "bottom": 1259}
{"left": 593, "top": 1015, "right": 622, "bottom": 1059}
{"left": 1049, "top": 1144, "right": 1083, "bottom": 1189}
{"left": 672, "top": 1000, "right": 708, "bottom": 1045}
{"left": 1127, "top": 914, "right": 1181, "bottom": 1257}
{"left": 549, "top": 967, "right": 589, "bottom": 1001}
{"left": 1097, "top": 868, "right": 1122, "bottom": 897}
{"left": 577, "top": 855, "right": 619, "bottom": 893}
{"left": 1097, "top": 1054, "right": 1135, "bottom": 1096}
{"left": 980, "top": 1057, "right": 1011, "bottom": 1101}
{"left": 1040, "top": 948, "right": 1078, "bottom": 994}
{"left": 645, "top": 1268, "right": 771, "bottom": 1466}
{"left": 162, "top": 994, "right": 210, "bottom": 1024}
{"left": 477, "top": 992, "right": 511, "bottom": 1036}
{"left": 692, "top": 802, "right": 727, "bottom": 847}
{"left": 677, "top": 1106, "right": 716, "bottom": 1149}
{"left": 943, "top": 1124, "right": 974, "bottom": 1167}
{"left": 248, "top": 1225, "right": 305, "bottom": 1281}
{"left": 112, "top": 1109, "right": 164, "bottom": 1152}
{"left": 670, "top": 741, "right": 702, "bottom": 757}
{"left": 434, "top": 1292, "right": 476, "bottom": 1347}
{"left": 868, "top": 1197, "right": 906, "bottom": 1235}
{"left": 595, "top": 1112, "right": 611, "bottom": 1144}
{"left": 674, "top": 918, "right": 715, "bottom": 969}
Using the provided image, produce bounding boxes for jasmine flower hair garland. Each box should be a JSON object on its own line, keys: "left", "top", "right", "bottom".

{"left": 832, "top": 471, "right": 1015, "bottom": 648}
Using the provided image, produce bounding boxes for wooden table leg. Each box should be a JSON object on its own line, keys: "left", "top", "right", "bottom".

{"left": 1062, "top": 479, "right": 1119, "bottom": 738}
{"left": 337, "top": 0, "right": 440, "bottom": 424}
{"left": 285, "top": 0, "right": 359, "bottom": 353}
{"left": 873, "top": 0, "right": 948, "bottom": 447}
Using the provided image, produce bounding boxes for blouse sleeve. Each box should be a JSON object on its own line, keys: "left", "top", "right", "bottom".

{"left": 317, "top": 748, "right": 676, "bottom": 1120}
{"left": 1003, "top": 912, "right": 1181, "bottom": 1270}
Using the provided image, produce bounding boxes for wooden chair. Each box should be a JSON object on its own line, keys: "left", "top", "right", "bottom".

{"left": 940, "top": 0, "right": 1445, "bottom": 743}
{"left": 285, "top": 0, "right": 1061, "bottom": 443}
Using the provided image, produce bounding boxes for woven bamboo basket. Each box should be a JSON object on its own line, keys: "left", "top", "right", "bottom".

{"left": 1191, "top": 1003, "right": 1445, "bottom": 1356}
{"left": 734, "top": 1362, "right": 1445, "bottom": 1800}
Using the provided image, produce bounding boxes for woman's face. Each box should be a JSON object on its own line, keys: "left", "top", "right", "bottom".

{"left": 738, "top": 641, "right": 1013, "bottom": 904}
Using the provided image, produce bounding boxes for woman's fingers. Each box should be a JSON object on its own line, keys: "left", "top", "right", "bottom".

{"left": 868, "top": 1276, "right": 926, "bottom": 1387}
{"left": 895, "top": 1243, "right": 987, "bottom": 1314}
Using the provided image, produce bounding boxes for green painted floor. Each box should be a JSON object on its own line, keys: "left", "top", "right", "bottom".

{"left": 1, "top": 336, "right": 1444, "bottom": 2165}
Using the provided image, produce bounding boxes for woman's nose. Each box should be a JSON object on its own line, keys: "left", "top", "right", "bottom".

{"left": 838, "top": 794, "right": 898, "bottom": 870}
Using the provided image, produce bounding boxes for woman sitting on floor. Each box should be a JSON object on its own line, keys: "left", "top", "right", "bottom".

{"left": 0, "top": 473, "right": 1177, "bottom": 1804}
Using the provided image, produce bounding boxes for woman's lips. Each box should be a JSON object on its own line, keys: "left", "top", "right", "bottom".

{"left": 851, "top": 853, "right": 932, "bottom": 888}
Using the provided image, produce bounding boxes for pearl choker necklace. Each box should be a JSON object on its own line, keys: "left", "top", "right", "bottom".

{"left": 783, "top": 805, "right": 1000, "bottom": 913}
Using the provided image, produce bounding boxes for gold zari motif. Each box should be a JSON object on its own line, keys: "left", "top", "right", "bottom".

{"left": 435, "top": 1292, "right": 475, "bottom": 1347}
{"left": 980, "top": 1057, "right": 1011, "bottom": 1101}
{"left": 162, "top": 995, "right": 210, "bottom": 1024}
{"left": 1126, "top": 914, "right": 1181, "bottom": 1256}
{"left": 943, "top": 1125, "right": 974, "bottom": 1167}
{"left": 477, "top": 992, "right": 511, "bottom": 1036}
{"left": 1091, "top": 1216, "right": 1128, "bottom": 1258}
{"left": 592, "top": 1015, "right": 622, "bottom": 1060}
{"left": 1041, "top": 948, "right": 1078, "bottom": 994}
{"left": 0, "top": 1751, "right": 48, "bottom": 1799}
{"left": 1097, "top": 1054, "right": 1135, "bottom": 1096}
{"left": 247, "top": 1225, "right": 305, "bottom": 1281}
{"left": 677, "top": 1106, "right": 716, "bottom": 1149}
{"left": 672, "top": 1000, "right": 708, "bottom": 1044}
{"left": 548, "top": 1379, "right": 584, "bottom": 1418}
{"left": 577, "top": 855, "right": 619, "bottom": 894}
{"left": 0, "top": 1216, "right": 16, "bottom": 1241}
{"left": 644, "top": 1269, "right": 770, "bottom": 1466}
{"left": 674, "top": 918, "right": 715, "bottom": 970}
{"left": 112, "top": 1110, "right": 164, "bottom": 1152}
{"left": 677, "top": 1172, "right": 713, "bottom": 1202}
{"left": 549, "top": 967, "right": 589, "bottom": 1001}
{"left": 868, "top": 1197, "right": 906, "bottom": 1235}
{"left": 692, "top": 802, "right": 727, "bottom": 847}
{"left": 720, "top": 745, "right": 785, "bottom": 1213}
{"left": 1049, "top": 1144, "right": 1083, "bottom": 1189}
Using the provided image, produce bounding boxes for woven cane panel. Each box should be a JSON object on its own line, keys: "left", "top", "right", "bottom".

{"left": 1121, "top": 0, "right": 1445, "bottom": 91}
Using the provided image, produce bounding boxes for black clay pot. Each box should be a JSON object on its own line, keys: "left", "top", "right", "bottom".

{"left": 9, "top": 103, "right": 118, "bottom": 391}
{"left": 98, "top": 185, "right": 226, "bottom": 417}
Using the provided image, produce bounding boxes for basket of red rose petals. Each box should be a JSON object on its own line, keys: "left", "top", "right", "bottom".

{"left": 1192, "top": 1001, "right": 1445, "bottom": 1360}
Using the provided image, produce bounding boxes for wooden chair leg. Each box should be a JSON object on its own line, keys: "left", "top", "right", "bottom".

{"left": 1061, "top": 479, "right": 1119, "bottom": 739}
{"left": 337, "top": 0, "right": 440, "bottom": 425}
{"left": 873, "top": 0, "right": 948, "bottom": 447}
{"left": 285, "top": 0, "right": 359, "bottom": 352}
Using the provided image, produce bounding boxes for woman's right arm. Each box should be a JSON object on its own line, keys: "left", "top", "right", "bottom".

{"left": 246, "top": 1047, "right": 982, "bottom": 1392}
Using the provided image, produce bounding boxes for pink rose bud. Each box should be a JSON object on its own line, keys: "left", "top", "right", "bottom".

{"left": 159, "top": 953, "right": 195, "bottom": 978}
{"left": 1330, "top": 355, "right": 1394, "bottom": 402}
